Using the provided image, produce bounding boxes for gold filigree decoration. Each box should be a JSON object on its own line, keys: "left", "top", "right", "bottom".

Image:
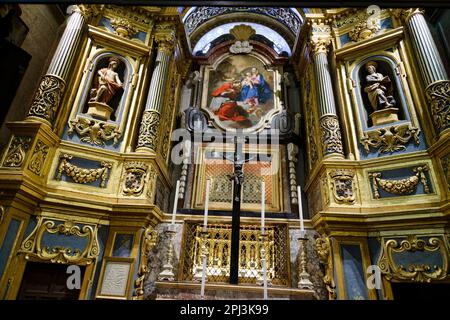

{"left": 133, "top": 227, "right": 158, "bottom": 300}
{"left": 320, "top": 115, "right": 344, "bottom": 156}
{"left": 378, "top": 235, "right": 448, "bottom": 282}
{"left": 56, "top": 154, "right": 112, "bottom": 188}
{"left": 2, "top": 136, "right": 32, "bottom": 167}
{"left": 68, "top": 116, "right": 121, "bottom": 146}
{"left": 425, "top": 80, "right": 450, "bottom": 132}
{"left": 348, "top": 11, "right": 381, "bottom": 42}
{"left": 110, "top": 17, "right": 137, "bottom": 38}
{"left": 28, "top": 140, "right": 49, "bottom": 176}
{"left": 315, "top": 236, "right": 336, "bottom": 300}
{"left": 329, "top": 169, "right": 356, "bottom": 204}
{"left": 361, "top": 124, "right": 420, "bottom": 154}
{"left": 441, "top": 155, "right": 450, "bottom": 191}
{"left": 137, "top": 110, "right": 161, "bottom": 151}
{"left": 287, "top": 143, "right": 299, "bottom": 204}
{"left": 28, "top": 74, "right": 66, "bottom": 124}
{"left": 19, "top": 218, "right": 100, "bottom": 265}
{"left": 122, "top": 161, "right": 148, "bottom": 196}
{"left": 369, "top": 165, "right": 430, "bottom": 199}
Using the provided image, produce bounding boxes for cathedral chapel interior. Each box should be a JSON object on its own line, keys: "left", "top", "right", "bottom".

{"left": 0, "top": 3, "right": 449, "bottom": 300}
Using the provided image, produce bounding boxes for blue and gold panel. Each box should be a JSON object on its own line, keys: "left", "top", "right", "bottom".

{"left": 112, "top": 234, "right": 134, "bottom": 258}
{"left": 368, "top": 164, "right": 433, "bottom": 199}
{"left": 0, "top": 219, "right": 21, "bottom": 278}
{"left": 54, "top": 154, "right": 112, "bottom": 188}
{"left": 378, "top": 235, "right": 449, "bottom": 283}
{"left": 341, "top": 244, "right": 368, "bottom": 300}
{"left": 88, "top": 225, "right": 109, "bottom": 300}
{"left": 40, "top": 220, "right": 90, "bottom": 254}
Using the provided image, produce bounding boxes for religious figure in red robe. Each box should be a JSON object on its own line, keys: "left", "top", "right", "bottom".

{"left": 89, "top": 57, "right": 123, "bottom": 105}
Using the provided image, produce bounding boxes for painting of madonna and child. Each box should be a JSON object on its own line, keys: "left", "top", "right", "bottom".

{"left": 206, "top": 55, "right": 275, "bottom": 130}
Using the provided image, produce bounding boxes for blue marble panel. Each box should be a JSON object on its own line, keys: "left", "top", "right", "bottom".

{"left": 0, "top": 219, "right": 21, "bottom": 278}
{"left": 340, "top": 33, "right": 351, "bottom": 46}
{"left": 341, "top": 244, "right": 368, "bottom": 300}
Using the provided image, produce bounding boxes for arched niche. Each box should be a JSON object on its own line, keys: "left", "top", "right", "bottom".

{"left": 80, "top": 52, "right": 132, "bottom": 123}
{"left": 353, "top": 55, "right": 410, "bottom": 129}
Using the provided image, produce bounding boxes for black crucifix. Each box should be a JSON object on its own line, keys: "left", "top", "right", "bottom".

{"left": 223, "top": 132, "right": 253, "bottom": 284}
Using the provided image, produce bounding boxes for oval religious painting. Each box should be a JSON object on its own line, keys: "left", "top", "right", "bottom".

{"left": 204, "top": 55, "right": 276, "bottom": 131}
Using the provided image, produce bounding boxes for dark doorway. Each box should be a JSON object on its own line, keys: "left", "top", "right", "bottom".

{"left": 391, "top": 282, "right": 450, "bottom": 300}
{"left": 17, "top": 262, "right": 85, "bottom": 300}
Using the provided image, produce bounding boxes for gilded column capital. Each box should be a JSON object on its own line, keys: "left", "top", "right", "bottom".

{"left": 392, "top": 8, "right": 424, "bottom": 23}
{"left": 310, "top": 37, "right": 332, "bottom": 55}
{"left": 68, "top": 4, "right": 101, "bottom": 21}
{"left": 154, "top": 32, "right": 176, "bottom": 54}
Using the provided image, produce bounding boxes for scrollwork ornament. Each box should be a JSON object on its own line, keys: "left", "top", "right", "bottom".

{"left": 68, "top": 116, "right": 121, "bottom": 146}
{"left": 19, "top": 218, "right": 100, "bottom": 265}
{"left": 425, "top": 80, "right": 450, "bottom": 133}
{"left": 315, "top": 236, "right": 336, "bottom": 300}
{"left": 28, "top": 75, "right": 66, "bottom": 125}
{"left": 137, "top": 110, "right": 161, "bottom": 151}
{"left": 2, "top": 136, "right": 32, "bottom": 167}
{"left": 28, "top": 140, "right": 49, "bottom": 176}
{"left": 122, "top": 162, "right": 148, "bottom": 196}
{"left": 361, "top": 124, "right": 420, "bottom": 154}
{"left": 378, "top": 235, "right": 448, "bottom": 282}
{"left": 320, "top": 115, "right": 343, "bottom": 156}
{"left": 56, "top": 154, "right": 112, "bottom": 188}
{"left": 369, "top": 165, "right": 430, "bottom": 199}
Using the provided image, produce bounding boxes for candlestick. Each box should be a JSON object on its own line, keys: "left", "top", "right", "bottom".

{"left": 261, "top": 180, "right": 265, "bottom": 233}
{"left": 171, "top": 180, "right": 180, "bottom": 225}
{"left": 203, "top": 179, "right": 210, "bottom": 232}
{"left": 297, "top": 185, "right": 305, "bottom": 238}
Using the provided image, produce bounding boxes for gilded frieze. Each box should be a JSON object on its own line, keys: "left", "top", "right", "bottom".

{"left": 2, "top": 136, "right": 32, "bottom": 167}
{"left": 369, "top": 165, "right": 431, "bottom": 199}
{"left": 361, "top": 124, "right": 420, "bottom": 154}
{"left": 56, "top": 154, "right": 112, "bottom": 188}
{"left": 378, "top": 235, "right": 449, "bottom": 282}
{"left": 28, "top": 140, "right": 49, "bottom": 176}
{"left": 19, "top": 218, "right": 100, "bottom": 265}
{"left": 425, "top": 80, "right": 450, "bottom": 133}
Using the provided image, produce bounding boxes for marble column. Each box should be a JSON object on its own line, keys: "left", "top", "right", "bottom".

{"left": 311, "top": 38, "right": 344, "bottom": 158}
{"left": 404, "top": 8, "right": 450, "bottom": 134}
{"left": 27, "top": 5, "right": 88, "bottom": 127}
{"left": 136, "top": 33, "right": 175, "bottom": 152}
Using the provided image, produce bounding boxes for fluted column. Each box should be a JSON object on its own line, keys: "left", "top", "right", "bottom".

{"left": 310, "top": 37, "right": 344, "bottom": 158}
{"left": 403, "top": 8, "right": 450, "bottom": 134}
{"left": 136, "top": 32, "right": 175, "bottom": 152}
{"left": 27, "top": 5, "right": 88, "bottom": 127}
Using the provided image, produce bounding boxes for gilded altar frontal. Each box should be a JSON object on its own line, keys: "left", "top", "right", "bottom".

{"left": 0, "top": 3, "right": 449, "bottom": 302}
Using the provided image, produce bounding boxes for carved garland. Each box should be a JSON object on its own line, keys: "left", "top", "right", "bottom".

{"left": 20, "top": 218, "right": 100, "bottom": 265}
{"left": 378, "top": 236, "right": 449, "bottom": 282}
{"left": 68, "top": 116, "right": 121, "bottom": 146}
{"left": 361, "top": 124, "right": 420, "bottom": 154}
{"left": 56, "top": 154, "right": 112, "bottom": 188}
{"left": 2, "top": 136, "right": 32, "bottom": 167}
{"left": 369, "top": 165, "right": 430, "bottom": 199}
{"left": 315, "top": 236, "right": 337, "bottom": 300}
{"left": 133, "top": 227, "right": 158, "bottom": 300}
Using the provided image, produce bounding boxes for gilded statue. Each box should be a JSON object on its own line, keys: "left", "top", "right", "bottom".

{"left": 364, "top": 61, "right": 396, "bottom": 111}
{"left": 90, "top": 56, "right": 123, "bottom": 105}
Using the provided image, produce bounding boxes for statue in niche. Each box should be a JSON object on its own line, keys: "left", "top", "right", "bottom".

{"left": 363, "top": 61, "right": 398, "bottom": 126}
{"left": 87, "top": 56, "right": 124, "bottom": 121}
